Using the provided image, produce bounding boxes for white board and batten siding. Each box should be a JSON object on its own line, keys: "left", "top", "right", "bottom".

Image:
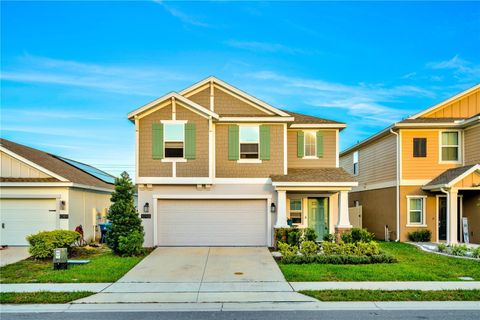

{"left": 157, "top": 199, "right": 268, "bottom": 246}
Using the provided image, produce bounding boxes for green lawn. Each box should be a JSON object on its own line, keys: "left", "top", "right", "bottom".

{"left": 0, "top": 246, "right": 150, "bottom": 283}
{"left": 280, "top": 242, "right": 480, "bottom": 281}
{"left": 0, "top": 291, "right": 94, "bottom": 304}
{"left": 301, "top": 290, "right": 480, "bottom": 301}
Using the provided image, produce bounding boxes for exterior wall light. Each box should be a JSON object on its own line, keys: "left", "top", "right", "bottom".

{"left": 270, "top": 203, "right": 276, "bottom": 213}
{"left": 143, "top": 202, "right": 150, "bottom": 213}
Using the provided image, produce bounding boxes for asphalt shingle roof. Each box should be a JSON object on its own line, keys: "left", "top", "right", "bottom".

{"left": 424, "top": 165, "right": 477, "bottom": 187}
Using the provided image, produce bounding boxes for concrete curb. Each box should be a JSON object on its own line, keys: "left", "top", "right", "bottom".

{"left": 0, "top": 283, "right": 112, "bottom": 293}
{"left": 290, "top": 281, "right": 480, "bottom": 291}
{"left": 1, "top": 301, "right": 480, "bottom": 313}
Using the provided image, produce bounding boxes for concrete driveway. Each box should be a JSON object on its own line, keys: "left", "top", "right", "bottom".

{"left": 0, "top": 247, "right": 30, "bottom": 267}
{"left": 75, "top": 247, "right": 315, "bottom": 304}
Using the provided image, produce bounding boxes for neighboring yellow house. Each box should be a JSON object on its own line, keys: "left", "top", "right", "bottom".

{"left": 340, "top": 84, "right": 480, "bottom": 244}
{"left": 129, "top": 77, "right": 357, "bottom": 247}
{"left": 0, "top": 139, "right": 114, "bottom": 245}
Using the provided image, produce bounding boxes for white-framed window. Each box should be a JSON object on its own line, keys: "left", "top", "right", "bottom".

{"left": 407, "top": 196, "right": 427, "bottom": 226}
{"left": 353, "top": 151, "right": 359, "bottom": 175}
{"left": 239, "top": 125, "right": 259, "bottom": 159}
{"left": 304, "top": 131, "right": 316, "bottom": 157}
{"left": 164, "top": 123, "right": 184, "bottom": 158}
{"left": 289, "top": 199, "right": 302, "bottom": 224}
{"left": 440, "top": 131, "right": 460, "bottom": 162}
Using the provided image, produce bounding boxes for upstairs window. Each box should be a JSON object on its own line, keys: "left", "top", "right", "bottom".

{"left": 304, "top": 131, "right": 317, "bottom": 157}
{"left": 239, "top": 126, "right": 259, "bottom": 159}
{"left": 413, "top": 138, "right": 427, "bottom": 157}
{"left": 164, "top": 123, "right": 184, "bottom": 158}
{"left": 440, "top": 131, "right": 460, "bottom": 162}
{"left": 289, "top": 199, "right": 302, "bottom": 224}
{"left": 353, "top": 151, "right": 359, "bottom": 175}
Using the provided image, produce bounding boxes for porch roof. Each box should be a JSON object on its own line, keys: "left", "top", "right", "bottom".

{"left": 423, "top": 164, "right": 480, "bottom": 190}
{"left": 270, "top": 168, "right": 357, "bottom": 187}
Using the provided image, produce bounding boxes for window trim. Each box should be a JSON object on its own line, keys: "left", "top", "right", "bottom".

{"left": 238, "top": 124, "right": 261, "bottom": 163}
{"left": 162, "top": 121, "right": 186, "bottom": 160}
{"left": 288, "top": 198, "right": 303, "bottom": 225}
{"left": 353, "top": 151, "right": 359, "bottom": 176}
{"left": 406, "top": 195, "right": 427, "bottom": 227}
{"left": 438, "top": 130, "right": 462, "bottom": 164}
{"left": 303, "top": 130, "right": 318, "bottom": 159}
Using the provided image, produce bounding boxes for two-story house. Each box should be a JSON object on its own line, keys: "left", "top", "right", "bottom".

{"left": 128, "top": 77, "right": 357, "bottom": 247}
{"left": 340, "top": 84, "right": 480, "bottom": 244}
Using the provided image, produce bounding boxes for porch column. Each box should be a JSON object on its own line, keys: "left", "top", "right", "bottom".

{"left": 336, "top": 190, "right": 352, "bottom": 231}
{"left": 274, "top": 190, "right": 289, "bottom": 228}
{"left": 448, "top": 188, "right": 459, "bottom": 244}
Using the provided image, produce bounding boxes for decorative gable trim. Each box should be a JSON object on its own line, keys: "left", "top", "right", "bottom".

{"left": 128, "top": 92, "right": 219, "bottom": 120}
{"left": 179, "top": 76, "right": 291, "bottom": 117}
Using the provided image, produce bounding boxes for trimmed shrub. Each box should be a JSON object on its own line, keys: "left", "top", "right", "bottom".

{"left": 355, "top": 241, "right": 380, "bottom": 256}
{"left": 287, "top": 230, "right": 302, "bottom": 246}
{"left": 471, "top": 247, "right": 480, "bottom": 259}
{"left": 450, "top": 244, "right": 468, "bottom": 256}
{"left": 437, "top": 243, "right": 447, "bottom": 253}
{"left": 323, "top": 233, "right": 335, "bottom": 242}
{"left": 303, "top": 228, "right": 317, "bottom": 242}
{"left": 278, "top": 242, "right": 298, "bottom": 258}
{"left": 341, "top": 228, "right": 375, "bottom": 244}
{"left": 300, "top": 241, "right": 318, "bottom": 256}
{"left": 106, "top": 171, "right": 144, "bottom": 256}
{"left": 407, "top": 230, "right": 431, "bottom": 242}
{"left": 27, "top": 230, "right": 80, "bottom": 259}
{"left": 118, "top": 230, "right": 145, "bottom": 256}
{"left": 281, "top": 253, "right": 397, "bottom": 265}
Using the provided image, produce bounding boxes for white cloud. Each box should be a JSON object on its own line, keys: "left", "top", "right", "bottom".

{"left": 153, "top": 0, "right": 211, "bottom": 28}
{"left": 427, "top": 55, "right": 480, "bottom": 79}
{"left": 225, "top": 40, "right": 308, "bottom": 55}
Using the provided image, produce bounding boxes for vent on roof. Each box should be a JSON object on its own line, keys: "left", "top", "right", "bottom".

{"left": 55, "top": 156, "right": 115, "bottom": 184}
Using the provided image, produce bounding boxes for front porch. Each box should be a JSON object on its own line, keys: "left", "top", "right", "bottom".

{"left": 270, "top": 168, "right": 358, "bottom": 240}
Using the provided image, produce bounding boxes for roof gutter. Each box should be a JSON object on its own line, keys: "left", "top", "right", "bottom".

{"left": 390, "top": 128, "right": 400, "bottom": 242}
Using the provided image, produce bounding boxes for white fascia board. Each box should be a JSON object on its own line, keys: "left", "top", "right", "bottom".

{"left": 446, "top": 165, "right": 480, "bottom": 188}
{"left": 394, "top": 122, "right": 461, "bottom": 128}
{"left": 137, "top": 177, "right": 213, "bottom": 184}
{"left": 154, "top": 194, "right": 272, "bottom": 200}
{"left": 0, "top": 194, "right": 62, "bottom": 199}
{"left": 459, "top": 115, "right": 480, "bottom": 128}
{"left": 0, "top": 182, "right": 113, "bottom": 193}
{"left": 179, "top": 76, "right": 290, "bottom": 117}
{"left": 218, "top": 117, "right": 294, "bottom": 122}
{"left": 128, "top": 92, "right": 219, "bottom": 120}
{"left": 213, "top": 178, "right": 272, "bottom": 184}
{"left": 271, "top": 181, "right": 358, "bottom": 187}
{"left": 0, "top": 147, "right": 69, "bottom": 182}
{"left": 408, "top": 84, "right": 480, "bottom": 119}
{"left": 290, "top": 123, "right": 347, "bottom": 128}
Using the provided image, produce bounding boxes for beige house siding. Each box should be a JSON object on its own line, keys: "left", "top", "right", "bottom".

{"left": 213, "top": 87, "right": 270, "bottom": 116}
{"left": 464, "top": 124, "right": 480, "bottom": 165}
{"left": 215, "top": 124, "right": 284, "bottom": 178}
{"left": 341, "top": 134, "right": 397, "bottom": 191}
{"left": 0, "top": 151, "right": 51, "bottom": 178}
{"left": 463, "top": 192, "right": 480, "bottom": 244}
{"left": 287, "top": 130, "right": 337, "bottom": 168}
{"left": 401, "top": 129, "right": 458, "bottom": 181}
{"left": 422, "top": 90, "right": 479, "bottom": 118}
{"left": 138, "top": 104, "right": 173, "bottom": 177}
{"left": 187, "top": 87, "right": 210, "bottom": 109}
{"left": 349, "top": 187, "right": 397, "bottom": 241}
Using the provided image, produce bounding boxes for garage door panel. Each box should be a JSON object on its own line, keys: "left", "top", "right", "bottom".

{"left": 158, "top": 199, "right": 267, "bottom": 246}
{"left": 0, "top": 199, "right": 57, "bottom": 246}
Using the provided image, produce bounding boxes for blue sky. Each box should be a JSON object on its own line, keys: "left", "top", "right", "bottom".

{"left": 1, "top": 1, "right": 479, "bottom": 177}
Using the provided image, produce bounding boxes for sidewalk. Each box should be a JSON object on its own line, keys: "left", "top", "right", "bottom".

{"left": 2, "top": 281, "right": 480, "bottom": 293}
{"left": 1, "top": 301, "right": 480, "bottom": 313}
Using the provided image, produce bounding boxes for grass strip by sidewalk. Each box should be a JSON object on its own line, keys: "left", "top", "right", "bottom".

{"left": 300, "top": 289, "right": 480, "bottom": 301}
{"left": 0, "top": 246, "right": 151, "bottom": 283}
{"left": 0, "top": 291, "right": 94, "bottom": 304}
{"left": 280, "top": 242, "right": 480, "bottom": 281}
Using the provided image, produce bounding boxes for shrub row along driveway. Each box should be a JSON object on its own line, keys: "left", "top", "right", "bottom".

{"left": 280, "top": 242, "right": 480, "bottom": 281}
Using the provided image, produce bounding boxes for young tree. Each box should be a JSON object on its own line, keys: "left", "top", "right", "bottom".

{"left": 106, "top": 171, "right": 144, "bottom": 255}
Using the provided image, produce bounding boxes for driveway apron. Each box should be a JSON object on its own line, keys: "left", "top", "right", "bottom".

{"left": 75, "top": 247, "right": 315, "bottom": 304}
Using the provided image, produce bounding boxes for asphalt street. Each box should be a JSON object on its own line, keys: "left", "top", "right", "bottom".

{"left": 2, "top": 310, "right": 480, "bottom": 320}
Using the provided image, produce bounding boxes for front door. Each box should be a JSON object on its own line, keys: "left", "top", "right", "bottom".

{"left": 438, "top": 197, "right": 447, "bottom": 241}
{"left": 308, "top": 198, "right": 328, "bottom": 241}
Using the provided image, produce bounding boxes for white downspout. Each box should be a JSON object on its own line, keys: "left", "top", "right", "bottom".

{"left": 390, "top": 128, "right": 400, "bottom": 241}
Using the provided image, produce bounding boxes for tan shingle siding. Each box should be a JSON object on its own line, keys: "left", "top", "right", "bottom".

{"left": 188, "top": 87, "right": 210, "bottom": 109}
{"left": 176, "top": 105, "right": 209, "bottom": 177}
{"left": 287, "top": 130, "right": 337, "bottom": 168}
{"left": 213, "top": 88, "right": 269, "bottom": 116}
{"left": 138, "top": 104, "right": 173, "bottom": 177}
{"left": 215, "top": 124, "right": 284, "bottom": 177}
{"left": 464, "top": 124, "right": 480, "bottom": 165}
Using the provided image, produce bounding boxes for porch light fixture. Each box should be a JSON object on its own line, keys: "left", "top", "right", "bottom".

{"left": 143, "top": 202, "right": 150, "bottom": 213}
{"left": 59, "top": 200, "right": 66, "bottom": 211}
{"left": 270, "top": 203, "right": 276, "bottom": 213}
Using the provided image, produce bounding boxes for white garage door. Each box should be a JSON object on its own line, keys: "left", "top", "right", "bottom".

{"left": 0, "top": 199, "right": 57, "bottom": 246}
{"left": 157, "top": 199, "right": 267, "bottom": 246}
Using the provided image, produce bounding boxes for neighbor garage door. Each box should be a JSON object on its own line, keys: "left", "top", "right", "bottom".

{"left": 157, "top": 199, "right": 267, "bottom": 246}
{"left": 0, "top": 199, "right": 57, "bottom": 246}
